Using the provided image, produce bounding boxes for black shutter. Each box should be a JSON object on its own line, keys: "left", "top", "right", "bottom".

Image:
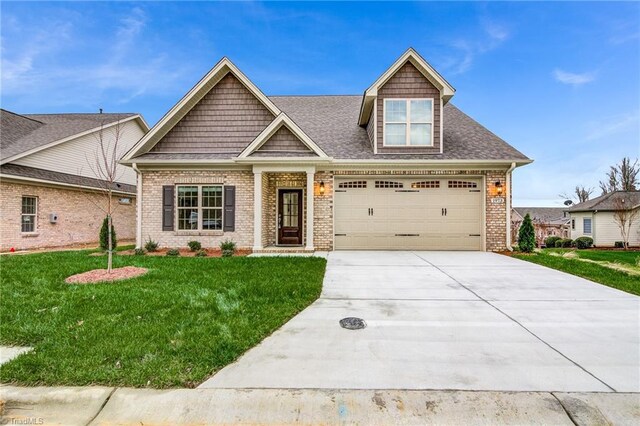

{"left": 162, "top": 185, "right": 174, "bottom": 231}
{"left": 223, "top": 186, "right": 235, "bottom": 232}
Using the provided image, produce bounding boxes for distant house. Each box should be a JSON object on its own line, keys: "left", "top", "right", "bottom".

{"left": 511, "top": 207, "right": 570, "bottom": 246}
{"left": 0, "top": 110, "right": 148, "bottom": 251}
{"left": 567, "top": 191, "right": 640, "bottom": 247}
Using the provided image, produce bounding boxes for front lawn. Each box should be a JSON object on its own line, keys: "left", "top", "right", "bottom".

{"left": 0, "top": 251, "right": 325, "bottom": 388}
{"left": 514, "top": 249, "right": 640, "bottom": 296}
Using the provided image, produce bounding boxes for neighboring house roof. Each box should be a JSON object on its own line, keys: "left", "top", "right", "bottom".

{"left": 131, "top": 96, "right": 529, "bottom": 162}
{"left": 566, "top": 191, "right": 640, "bottom": 212}
{"left": 1, "top": 110, "right": 142, "bottom": 162}
{"left": 0, "top": 163, "right": 136, "bottom": 194}
{"left": 512, "top": 207, "right": 570, "bottom": 225}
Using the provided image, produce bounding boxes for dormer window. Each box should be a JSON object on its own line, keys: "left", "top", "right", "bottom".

{"left": 384, "top": 99, "right": 433, "bottom": 146}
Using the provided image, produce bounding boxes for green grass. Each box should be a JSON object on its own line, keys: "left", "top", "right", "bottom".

{"left": 0, "top": 250, "right": 325, "bottom": 388}
{"left": 514, "top": 250, "right": 640, "bottom": 296}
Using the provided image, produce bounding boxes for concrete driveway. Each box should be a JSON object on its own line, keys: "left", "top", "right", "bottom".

{"left": 200, "top": 251, "right": 639, "bottom": 392}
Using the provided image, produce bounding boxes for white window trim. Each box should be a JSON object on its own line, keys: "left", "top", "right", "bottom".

{"left": 583, "top": 217, "right": 592, "bottom": 235}
{"left": 21, "top": 195, "right": 38, "bottom": 234}
{"left": 383, "top": 98, "right": 434, "bottom": 147}
{"left": 176, "top": 184, "right": 224, "bottom": 231}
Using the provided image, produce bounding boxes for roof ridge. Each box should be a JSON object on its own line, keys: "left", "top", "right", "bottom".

{"left": 268, "top": 94, "right": 361, "bottom": 98}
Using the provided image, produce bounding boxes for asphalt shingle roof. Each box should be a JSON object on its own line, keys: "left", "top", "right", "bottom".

{"left": 1, "top": 110, "right": 137, "bottom": 161}
{"left": 513, "top": 207, "right": 570, "bottom": 225}
{"left": 567, "top": 191, "right": 640, "bottom": 212}
{"left": 133, "top": 95, "right": 530, "bottom": 162}
{"left": 0, "top": 163, "right": 136, "bottom": 194}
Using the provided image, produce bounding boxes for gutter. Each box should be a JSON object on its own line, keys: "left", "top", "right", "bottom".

{"left": 505, "top": 162, "right": 516, "bottom": 251}
{"left": 132, "top": 163, "right": 143, "bottom": 249}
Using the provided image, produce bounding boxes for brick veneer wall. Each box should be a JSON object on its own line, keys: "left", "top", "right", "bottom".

{"left": 313, "top": 171, "right": 334, "bottom": 250}
{"left": 333, "top": 169, "right": 510, "bottom": 252}
{"left": 140, "top": 170, "right": 254, "bottom": 249}
{"left": 0, "top": 181, "right": 136, "bottom": 251}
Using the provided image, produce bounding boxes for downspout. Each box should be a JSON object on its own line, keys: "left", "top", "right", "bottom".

{"left": 505, "top": 162, "right": 516, "bottom": 251}
{"left": 132, "top": 163, "right": 142, "bottom": 249}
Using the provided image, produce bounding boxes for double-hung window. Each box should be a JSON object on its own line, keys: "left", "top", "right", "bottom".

{"left": 177, "top": 185, "right": 223, "bottom": 231}
{"left": 384, "top": 99, "right": 433, "bottom": 146}
{"left": 21, "top": 196, "right": 37, "bottom": 233}
{"left": 583, "top": 218, "right": 592, "bottom": 234}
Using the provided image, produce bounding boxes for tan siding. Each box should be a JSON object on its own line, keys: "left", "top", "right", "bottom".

{"left": 376, "top": 62, "right": 441, "bottom": 154}
{"left": 13, "top": 119, "right": 145, "bottom": 185}
{"left": 151, "top": 73, "right": 275, "bottom": 154}
{"left": 366, "top": 113, "right": 375, "bottom": 149}
{"left": 251, "top": 126, "right": 313, "bottom": 156}
{"left": 594, "top": 211, "right": 640, "bottom": 247}
{"left": 570, "top": 212, "right": 593, "bottom": 240}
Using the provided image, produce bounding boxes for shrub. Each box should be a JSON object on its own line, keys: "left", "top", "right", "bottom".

{"left": 615, "top": 241, "right": 624, "bottom": 248}
{"left": 555, "top": 238, "right": 573, "bottom": 248}
{"left": 220, "top": 239, "right": 236, "bottom": 257}
{"left": 144, "top": 237, "right": 159, "bottom": 252}
{"left": 187, "top": 240, "right": 202, "bottom": 252}
{"left": 134, "top": 248, "right": 145, "bottom": 256}
{"left": 544, "top": 236, "right": 561, "bottom": 249}
{"left": 195, "top": 249, "right": 208, "bottom": 257}
{"left": 166, "top": 248, "right": 180, "bottom": 257}
{"left": 574, "top": 236, "right": 593, "bottom": 249}
{"left": 517, "top": 213, "right": 536, "bottom": 253}
{"left": 99, "top": 216, "right": 117, "bottom": 251}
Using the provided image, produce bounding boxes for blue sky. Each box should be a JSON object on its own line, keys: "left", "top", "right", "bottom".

{"left": 2, "top": 1, "right": 639, "bottom": 206}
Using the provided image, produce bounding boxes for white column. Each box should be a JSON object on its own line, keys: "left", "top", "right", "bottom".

{"left": 306, "top": 171, "right": 314, "bottom": 251}
{"left": 133, "top": 163, "right": 142, "bottom": 249}
{"left": 253, "top": 171, "right": 263, "bottom": 251}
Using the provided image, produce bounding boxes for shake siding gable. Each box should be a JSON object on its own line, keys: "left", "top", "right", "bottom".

{"left": 376, "top": 61, "right": 442, "bottom": 154}
{"left": 150, "top": 73, "right": 275, "bottom": 154}
{"left": 252, "top": 125, "right": 314, "bottom": 155}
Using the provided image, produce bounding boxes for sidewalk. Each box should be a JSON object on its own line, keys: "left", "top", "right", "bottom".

{"left": 1, "top": 385, "right": 638, "bottom": 425}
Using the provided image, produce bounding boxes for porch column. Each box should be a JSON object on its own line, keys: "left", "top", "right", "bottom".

{"left": 306, "top": 171, "right": 314, "bottom": 251}
{"left": 253, "top": 171, "right": 263, "bottom": 251}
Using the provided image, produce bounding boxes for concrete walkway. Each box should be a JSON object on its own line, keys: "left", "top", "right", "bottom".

{"left": 1, "top": 385, "right": 639, "bottom": 425}
{"left": 201, "top": 251, "right": 640, "bottom": 392}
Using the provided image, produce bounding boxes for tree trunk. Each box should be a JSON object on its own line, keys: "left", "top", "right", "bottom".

{"left": 107, "top": 214, "right": 113, "bottom": 272}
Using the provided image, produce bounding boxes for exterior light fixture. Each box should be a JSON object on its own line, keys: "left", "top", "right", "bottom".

{"left": 319, "top": 181, "right": 325, "bottom": 195}
{"left": 495, "top": 181, "right": 503, "bottom": 196}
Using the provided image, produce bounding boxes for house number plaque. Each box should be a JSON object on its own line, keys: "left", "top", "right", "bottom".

{"left": 491, "top": 197, "right": 505, "bottom": 204}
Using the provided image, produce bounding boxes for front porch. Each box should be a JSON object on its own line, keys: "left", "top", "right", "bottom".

{"left": 253, "top": 166, "right": 327, "bottom": 252}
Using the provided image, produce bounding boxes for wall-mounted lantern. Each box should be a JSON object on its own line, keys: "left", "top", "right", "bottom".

{"left": 495, "top": 181, "right": 504, "bottom": 196}
{"left": 319, "top": 181, "right": 325, "bottom": 195}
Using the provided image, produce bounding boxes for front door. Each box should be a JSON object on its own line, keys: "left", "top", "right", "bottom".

{"left": 278, "top": 189, "right": 303, "bottom": 245}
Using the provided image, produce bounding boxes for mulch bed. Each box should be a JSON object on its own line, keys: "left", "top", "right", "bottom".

{"left": 119, "top": 248, "right": 251, "bottom": 257}
{"left": 65, "top": 266, "right": 148, "bottom": 284}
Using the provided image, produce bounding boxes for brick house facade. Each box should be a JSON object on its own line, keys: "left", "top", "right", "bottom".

{"left": 123, "top": 49, "right": 531, "bottom": 252}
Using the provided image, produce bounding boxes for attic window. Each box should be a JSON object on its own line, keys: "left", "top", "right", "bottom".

{"left": 384, "top": 99, "right": 433, "bottom": 146}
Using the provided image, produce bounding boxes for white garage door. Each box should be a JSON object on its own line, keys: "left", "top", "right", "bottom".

{"left": 334, "top": 177, "right": 483, "bottom": 250}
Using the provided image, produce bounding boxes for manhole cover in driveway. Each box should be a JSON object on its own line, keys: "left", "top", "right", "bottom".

{"left": 339, "top": 317, "right": 366, "bottom": 330}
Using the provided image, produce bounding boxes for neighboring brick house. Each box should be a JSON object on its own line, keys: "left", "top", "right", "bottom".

{"left": 0, "top": 110, "right": 149, "bottom": 251}
{"left": 511, "top": 207, "right": 571, "bottom": 247}
{"left": 567, "top": 191, "right": 640, "bottom": 247}
{"left": 122, "top": 48, "right": 532, "bottom": 252}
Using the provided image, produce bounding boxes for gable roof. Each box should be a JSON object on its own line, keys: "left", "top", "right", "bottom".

{"left": 122, "top": 57, "right": 281, "bottom": 162}
{"left": 1, "top": 110, "right": 145, "bottom": 163}
{"left": 567, "top": 191, "right": 640, "bottom": 212}
{"left": 512, "top": 207, "right": 570, "bottom": 225}
{"left": 358, "top": 48, "right": 456, "bottom": 125}
{"left": 238, "top": 113, "right": 328, "bottom": 159}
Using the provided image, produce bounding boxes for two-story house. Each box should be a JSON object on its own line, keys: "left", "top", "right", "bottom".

{"left": 122, "top": 48, "right": 531, "bottom": 252}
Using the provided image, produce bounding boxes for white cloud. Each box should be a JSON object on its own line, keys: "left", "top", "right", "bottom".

{"left": 585, "top": 110, "right": 640, "bottom": 141}
{"left": 447, "top": 19, "right": 510, "bottom": 75}
{"left": 552, "top": 69, "right": 596, "bottom": 86}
